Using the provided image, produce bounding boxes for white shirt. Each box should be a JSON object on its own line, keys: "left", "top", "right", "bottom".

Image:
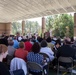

{"left": 40, "top": 47, "right": 54, "bottom": 61}
{"left": 18, "top": 36, "right": 22, "bottom": 41}
{"left": 10, "top": 57, "right": 27, "bottom": 75}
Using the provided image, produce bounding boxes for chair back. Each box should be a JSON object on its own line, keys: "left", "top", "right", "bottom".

{"left": 27, "top": 61, "right": 43, "bottom": 71}
{"left": 39, "top": 52, "right": 50, "bottom": 60}
{"left": 58, "top": 56, "right": 73, "bottom": 63}
{"left": 57, "top": 56, "right": 73, "bottom": 75}
{"left": 0, "top": 44, "right": 7, "bottom": 53}
{"left": 6, "top": 55, "right": 13, "bottom": 65}
{"left": 10, "top": 57, "right": 27, "bottom": 75}
{"left": 10, "top": 69, "right": 25, "bottom": 75}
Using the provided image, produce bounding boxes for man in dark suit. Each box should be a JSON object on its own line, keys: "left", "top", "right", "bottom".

{"left": 57, "top": 37, "right": 76, "bottom": 68}
{"left": 57, "top": 37, "right": 75, "bottom": 58}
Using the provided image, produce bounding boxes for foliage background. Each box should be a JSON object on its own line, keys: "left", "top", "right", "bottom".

{"left": 46, "top": 14, "right": 74, "bottom": 38}
{"left": 12, "top": 14, "right": 74, "bottom": 38}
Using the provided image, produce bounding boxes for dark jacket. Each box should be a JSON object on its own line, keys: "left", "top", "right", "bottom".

{"left": 0, "top": 62, "right": 10, "bottom": 75}
{"left": 57, "top": 45, "right": 76, "bottom": 59}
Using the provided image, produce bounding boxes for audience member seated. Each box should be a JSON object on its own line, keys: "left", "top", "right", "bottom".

{"left": 71, "top": 38, "right": 76, "bottom": 49}
{"left": 57, "top": 37, "right": 76, "bottom": 68}
{"left": 24, "top": 39, "right": 32, "bottom": 52}
{"left": 0, "top": 44, "right": 10, "bottom": 75}
{"left": 8, "top": 39, "right": 16, "bottom": 57}
{"left": 46, "top": 36, "right": 54, "bottom": 50}
{"left": 15, "top": 42, "right": 28, "bottom": 61}
{"left": 0, "top": 44, "right": 8, "bottom": 62}
{"left": 30, "top": 36, "right": 36, "bottom": 44}
{"left": 13, "top": 36, "right": 19, "bottom": 49}
{"left": 27, "top": 42, "right": 48, "bottom": 75}
{"left": 57, "top": 37, "right": 75, "bottom": 58}
{"left": 40, "top": 40, "right": 54, "bottom": 61}
{"left": 0, "top": 36, "right": 8, "bottom": 46}
{"left": 10, "top": 57, "right": 27, "bottom": 75}
{"left": 37, "top": 36, "right": 43, "bottom": 43}
{"left": 70, "top": 37, "right": 74, "bottom": 44}
{"left": 21, "top": 36, "right": 27, "bottom": 42}
{"left": 51, "top": 36, "right": 57, "bottom": 45}
{"left": 0, "top": 46, "right": 25, "bottom": 75}
{"left": 53, "top": 40, "right": 61, "bottom": 57}
{"left": 16, "top": 32, "right": 22, "bottom": 42}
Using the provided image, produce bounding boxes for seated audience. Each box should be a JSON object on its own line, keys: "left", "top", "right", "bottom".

{"left": 24, "top": 39, "right": 32, "bottom": 52}
{"left": 0, "top": 36, "right": 8, "bottom": 46}
{"left": 57, "top": 37, "right": 75, "bottom": 59}
{"left": 13, "top": 36, "right": 19, "bottom": 49}
{"left": 0, "top": 44, "right": 10, "bottom": 75}
{"left": 8, "top": 39, "right": 16, "bottom": 57}
{"left": 40, "top": 40, "right": 54, "bottom": 61}
{"left": 0, "top": 44, "right": 8, "bottom": 62}
{"left": 71, "top": 38, "right": 76, "bottom": 49}
{"left": 21, "top": 36, "right": 27, "bottom": 42}
{"left": 27, "top": 42, "right": 48, "bottom": 75}
{"left": 10, "top": 57, "right": 27, "bottom": 75}
{"left": 46, "top": 36, "right": 54, "bottom": 50}
{"left": 70, "top": 37, "right": 74, "bottom": 44}
{"left": 53, "top": 40, "right": 61, "bottom": 56}
{"left": 15, "top": 42, "right": 28, "bottom": 61}
{"left": 37, "top": 36, "right": 43, "bottom": 43}
{"left": 57, "top": 37, "right": 76, "bottom": 68}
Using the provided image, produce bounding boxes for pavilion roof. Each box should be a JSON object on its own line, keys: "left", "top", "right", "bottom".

{"left": 0, "top": 0, "right": 76, "bottom": 22}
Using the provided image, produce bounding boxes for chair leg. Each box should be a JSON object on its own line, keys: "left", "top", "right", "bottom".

{"left": 70, "top": 72, "right": 73, "bottom": 75}
{"left": 42, "top": 72, "right": 44, "bottom": 75}
{"left": 70, "top": 69, "right": 73, "bottom": 75}
{"left": 57, "top": 69, "right": 59, "bottom": 75}
{"left": 57, "top": 64, "right": 59, "bottom": 75}
{"left": 70, "top": 64, "right": 73, "bottom": 75}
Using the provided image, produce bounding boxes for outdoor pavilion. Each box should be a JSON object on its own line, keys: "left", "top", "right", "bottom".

{"left": 0, "top": 0, "right": 76, "bottom": 37}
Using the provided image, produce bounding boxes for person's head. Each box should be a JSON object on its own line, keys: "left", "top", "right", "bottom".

{"left": 8, "top": 40, "right": 14, "bottom": 46}
{"left": 46, "top": 37, "right": 51, "bottom": 43}
{"left": 32, "top": 42, "right": 40, "bottom": 53}
{"left": 26, "top": 36, "right": 28, "bottom": 39}
{"left": 13, "top": 36, "right": 17, "bottom": 40}
{"left": 64, "top": 37, "right": 71, "bottom": 45}
{"left": 19, "top": 42, "right": 25, "bottom": 49}
{"left": 32, "top": 35, "right": 35, "bottom": 39}
{"left": 0, "top": 44, "right": 7, "bottom": 54}
{"left": 16, "top": 32, "right": 20, "bottom": 36}
{"left": 55, "top": 42, "right": 61, "bottom": 48}
{"left": 37, "top": 36, "right": 43, "bottom": 43}
{"left": 41, "top": 40, "right": 47, "bottom": 47}
{"left": 56, "top": 38, "right": 61, "bottom": 43}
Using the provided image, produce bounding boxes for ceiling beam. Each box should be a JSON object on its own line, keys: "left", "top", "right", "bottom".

{"left": 66, "top": 0, "right": 75, "bottom": 12}
{"left": 54, "top": 0, "right": 67, "bottom": 13}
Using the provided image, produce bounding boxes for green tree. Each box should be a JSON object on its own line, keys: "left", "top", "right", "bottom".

{"left": 25, "top": 21, "right": 40, "bottom": 34}
{"left": 46, "top": 14, "right": 74, "bottom": 38}
{"left": 46, "top": 16, "right": 54, "bottom": 31}
{"left": 12, "top": 22, "right": 22, "bottom": 35}
{"left": 12, "top": 21, "right": 40, "bottom": 35}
